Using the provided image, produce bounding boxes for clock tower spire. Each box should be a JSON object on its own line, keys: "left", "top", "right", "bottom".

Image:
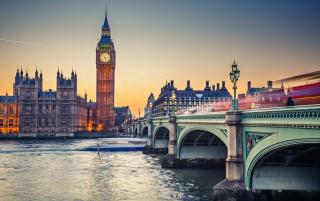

{"left": 96, "top": 8, "right": 116, "bottom": 132}
{"left": 102, "top": 7, "right": 110, "bottom": 36}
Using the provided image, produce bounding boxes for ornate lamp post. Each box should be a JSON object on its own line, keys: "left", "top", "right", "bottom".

{"left": 170, "top": 91, "right": 176, "bottom": 115}
{"left": 229, "top": 60, "right": 240, "bottom": 110}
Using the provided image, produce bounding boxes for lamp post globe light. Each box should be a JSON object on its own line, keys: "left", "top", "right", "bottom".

{"left": 229, "top": 60, "right": 240, "bottom": 110}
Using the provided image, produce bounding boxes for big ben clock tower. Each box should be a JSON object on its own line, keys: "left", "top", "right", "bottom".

{"left": 96, "top": 9, "right": 115, "bottom": 132}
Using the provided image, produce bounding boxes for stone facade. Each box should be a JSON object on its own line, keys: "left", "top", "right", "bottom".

{"left": 96, "top": 10, "right": 116, "bottom": 131}
{"left": 151, "top": 80, "right": 232, "bottom": 117}
{"left": 115, "top": 106, "right": 132, "bottom": 132}
{"left": 144, "top": 93, "right": 155, "bottom": 118}
{"left": 0, "top": 94, "right": 19, "bottom": 134}
{"left": 0, "top": 69, "right": 89, "bottom": 134}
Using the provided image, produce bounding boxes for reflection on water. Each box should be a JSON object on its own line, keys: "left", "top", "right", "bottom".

{"left": 0, "top": 139, "right": 225, "bottom": 201}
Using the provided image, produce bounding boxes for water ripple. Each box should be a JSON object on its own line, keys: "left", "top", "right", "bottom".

{"left": 0, "top": 139, "right": 225, "bottom": 201}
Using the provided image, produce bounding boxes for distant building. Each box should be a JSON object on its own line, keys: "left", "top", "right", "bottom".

{"left": 238, "top": 81, "right": 287, "bottom": 109}
{"left": 151, "top": 80, "right": 232, "bottom": 117}
{"left": 115, "top": 106, "right": 132, "bottom": 132}
{"left": 144, "top": 93, "right": 155, "bottom": 118}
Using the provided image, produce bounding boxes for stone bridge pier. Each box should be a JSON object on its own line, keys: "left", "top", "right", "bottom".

{"left": 142, "top": 118, "right": 154, "bottom": 154}
{"left": 168, "top": 115, "right": 177, "bottom": 155}
{"left": 212, "top": 110, "right": 247, "bottom": 200}
{"left": 162, "top": 116, "right": 187, "bottom": 167}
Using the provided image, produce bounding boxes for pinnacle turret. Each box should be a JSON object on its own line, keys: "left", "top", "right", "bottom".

{"left": 35, "top": 68, "right": 39, "bottom": 78}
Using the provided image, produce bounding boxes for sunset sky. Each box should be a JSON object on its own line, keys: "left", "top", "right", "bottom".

{"left": 0, "top": 0, "right": 319, "bottom": 116}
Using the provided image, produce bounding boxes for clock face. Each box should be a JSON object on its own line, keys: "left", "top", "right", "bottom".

{"left": 100, "top": 53, "right": 110, "bottom": 63}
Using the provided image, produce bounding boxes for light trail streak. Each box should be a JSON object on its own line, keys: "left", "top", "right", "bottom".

{"left": 0, "top": 38, "right": 58, "bottom": 49}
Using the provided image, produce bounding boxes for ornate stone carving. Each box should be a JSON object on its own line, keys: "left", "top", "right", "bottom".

{"left": 177, "top": 126, "right": 185, "bottom": 137}
{"left": 246, "top": 132, "right": 272, "bottom": 156}
{"left": 220, "top": 129, "right": 228, "bottom": 137}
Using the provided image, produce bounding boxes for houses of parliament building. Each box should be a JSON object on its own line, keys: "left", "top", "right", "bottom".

{"left": 0, "top": 11, "right": 116, "bottom": 134}
{"left": 0, "top": 69, "right": 88, "bottom": 134}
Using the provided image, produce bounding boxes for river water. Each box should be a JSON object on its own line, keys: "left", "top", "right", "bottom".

{"left": 0, "top": 139, "right": 225, "bottom": 201}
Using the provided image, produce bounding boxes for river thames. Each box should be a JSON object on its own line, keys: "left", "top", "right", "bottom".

{"left": 0, "top": 139, "right": 225, "bottom": 201}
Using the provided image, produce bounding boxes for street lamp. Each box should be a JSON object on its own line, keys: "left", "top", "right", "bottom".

{"left": 229, "top": 60, "right": 240, "bottom": 110}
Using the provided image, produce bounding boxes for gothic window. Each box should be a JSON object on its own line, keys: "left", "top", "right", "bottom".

{"left": 9, "top": 106, "right": 14, "bottom": 114}
{"left": 0, "top": 119, "right": 3, "bottom": 126}
{"left": 25, "top": 119, "right": 31, "bottom": 126}
{"left": 26, "top": 90, "right": 33, "bottom": 98}
{"left": 25, "top": 106, "right": 32, "bottom": 114}
{"left": 9, "top": 119, "right": 13, "bottom": 126}
{"left": 62, "top": 105, "right": 68, "bottom": 113}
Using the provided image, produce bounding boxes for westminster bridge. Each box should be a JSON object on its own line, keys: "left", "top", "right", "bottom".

{"left": 129, "top": 104, "right": 320, "bottom": 195}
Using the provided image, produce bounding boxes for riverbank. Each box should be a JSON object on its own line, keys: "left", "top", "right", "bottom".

{"left": 0, "top": 132, "right": 116, "bottom": 140}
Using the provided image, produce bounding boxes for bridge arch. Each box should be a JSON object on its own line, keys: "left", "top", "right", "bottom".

{"left": 141, "top": 126, "right": 148, "bottom": 137}
{"left": 245, "top": 128, "right": 320, "bottom": 190}
{"left": 177, "top": 127, "right": 227, "bottom": 162}
{"left": 153, "top": 126, "right": 170, "bottom": 151}
{"left": 177, "top": 126, "right": 228, "bottom": 158}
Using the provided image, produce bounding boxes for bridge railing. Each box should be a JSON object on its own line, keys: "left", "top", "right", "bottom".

{"left": 241, "top": 104, "right": 320, "bottom": 128}
{"left": 151, "top": 116, "right": 171, "bottom": 124}
{"left": 175, "top": 111, "right": 227, "bottom": 124}
{"left": 141, "top": 104, "right": 320, "bottom": 128}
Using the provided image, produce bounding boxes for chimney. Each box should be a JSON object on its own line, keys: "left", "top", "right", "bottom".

{"left": 222, "top": 81, "right": 226, "bottom": 89}
{"left": 212, "top": 85, "right": 215, "bottom": 91}
{"left": 170, "top": 80, "right": 174, "bottom": 87}
{"left": 217, "top": 83, "right": 220, "bottom": 90}
{"left": 186, "top": 80, "right": 191, "bottom": 89}
{"left": 267, "top": 81, "right": 273, "bottom": 88}
{"left": 248, "top": 81, "right": 252, "bottom": 90}
{"left": 205, "top": 80, "right": 210, "bottom": 89}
